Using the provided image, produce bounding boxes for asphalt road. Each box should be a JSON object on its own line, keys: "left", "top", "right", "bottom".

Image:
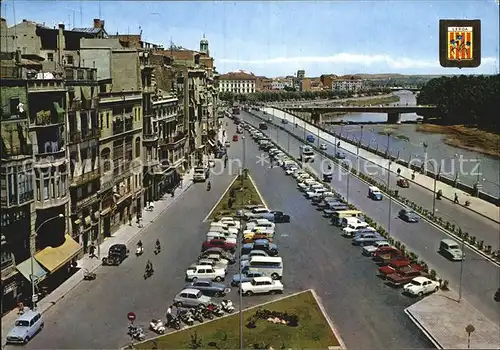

{"left": 19, "top": 143, "right": 282, "bottom": 349}
{"left": 260, "top": 108, "right": 499, "bottom": 249}
{"left": 239, "top": 110, "right": 500, "bottom": 326}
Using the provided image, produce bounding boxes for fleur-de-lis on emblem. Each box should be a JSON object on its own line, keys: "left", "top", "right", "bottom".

{"left": 456, "top": 34, "right": 463, "bottom": 41}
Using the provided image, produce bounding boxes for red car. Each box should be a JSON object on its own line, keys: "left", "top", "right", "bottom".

{"left": 233, "top": 135, "right": 239, "bottom": 142}
{"left": 378, "top": 259, "right": 423, "bottom": 278}
{"left": 201, "top": 239, "right": 236, "bottom": 253}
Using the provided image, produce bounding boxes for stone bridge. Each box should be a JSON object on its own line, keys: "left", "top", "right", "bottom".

{"left": 282, "top": 105, "right": 438, "bottom": 123}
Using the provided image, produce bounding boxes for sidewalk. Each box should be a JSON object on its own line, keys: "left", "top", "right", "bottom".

{"left": 266, "top": 107, "right": 500, "bottom": 224}
{"left": 405, "top": 291, "right": 500, "bottom": 349}
{"left": 1, "top": 169, "right": 194, "bottom": 348}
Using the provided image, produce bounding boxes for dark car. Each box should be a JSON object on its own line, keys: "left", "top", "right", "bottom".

{"left": 103, "top": 244, "right": 129, "bottom": 265}
{"left": 241, "top": 239, "right": 279, "bottom": 256}
{"left": 199, "top": 248, "right": 236, "bottom": 264}
{"left": 185, "top": 279, "right": 231, "bottom": 297}
{"left": 306, "top": 135, "right": 315, "bottom": 143}
{"left": 262, "top": 211, "right": 291, "bottom": 223}
{"left": 399, "top": 208, "right": 419, "bottom": 223}
{"left": 335, "top": 152, "right": 346, "bottom": 159}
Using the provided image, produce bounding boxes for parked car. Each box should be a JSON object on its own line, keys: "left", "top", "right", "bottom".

{"left": 281, "top": 118, "right": 288, "bottom": 124}
{"left": 352, "top": 232, "right": 383, "bottom": 246}
{"left": 240, "top": 276, "right": 284, "bottom": 296}
{"left": 378, "top": 259, "right": 423, "bottom": 278}
{"left": 398, "top": 208, "right": 419, "bottom": 223}
{"left": 232, "top": 269, "right": 265, "bottom": 286}
{"left": 201, "top": 239, "right": 236, "bottom": 253}
{"left": 185, "top": 279, "right": 231, "bottom": 297}
{"left": 403, "top": 277, "right": 439, "bottom": 296}
{"left": 173, "top": 288, "right": 212, "bottom": 308}
{"left": 243, "top": 232, "right": 273, "bottom": 243}
{"left": 199, "top": 248, "right": 236, "bottom": 264}
{"left": 103, "top": 243, "right": 129, "bottom": 265}
{"left": 240, "top": 249, "right": 271, "bottom": 262}
{"left": 190, "top": 258, "right": 228, "bottom": 272}
{"left": 225, "top": 141, "right": 231, "bottom": 147}
{"left": 372, "top": 247, "right": 404, "bottom": 265}
{"left": 362, "top": 241, "right": 392, "bottom": 256}
{"left": 335, "top": 151, "right": 346, "bottom": 159}
{"left": 386, "top": 268, "right": 423, "bottom": 287}
{"left": 262, "top": 211, "right": 291, "bottom": 223}
{"left": 241, "top": 239, "right": 279, "bottom": 256}
{"left": 6, "top": 310, "right": 44, "bottom": 344}
{"left": 232, "top": 135, "right": 239, "bottom": 142}
{"left": 185, "top": 265, "right": 226, "bottom": 282}
{"left": 320, "top": 143, "right": 328, "bottom": 150}
{"left": 397, "top": 178, "right": 410, "bottom": 188}
{"left": 244, "top": 207, "right": 270, "bottom": 220}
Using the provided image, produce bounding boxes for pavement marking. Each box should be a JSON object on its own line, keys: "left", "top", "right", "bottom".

{"left": 126, "top": 289, "right": 318, "bottom": 349}
{"left": 203, "top": 174, "right": 239, "bottom": 222}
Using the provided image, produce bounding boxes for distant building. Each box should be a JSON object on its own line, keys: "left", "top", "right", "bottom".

{"left": 218, "top": 70, "right": 256, "bottom": 94}
{"left": 320, "top": 74, "right": 338, "bottom": 90}
{"left": 271, "top": 76, "right": 294, "bottom": 90}
{"left": 332, "top": 75, "right": 364, "bottom": 91}
{"left": 296, "top": 70, "right": 305, "bottom": 79}
{"left": 255, "top": 76, "right": 272, "bottom": 92}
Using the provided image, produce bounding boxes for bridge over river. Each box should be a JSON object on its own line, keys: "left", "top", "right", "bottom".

{"left": 282, "top": 105, "right": 438, "bottom": 123}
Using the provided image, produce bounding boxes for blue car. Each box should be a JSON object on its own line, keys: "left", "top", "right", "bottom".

{"left": 241, "top": 239, "right": 279, "bottom": 256}
{"left": 231, "top": 269, "right": 265, "bottom": 286}
{"left": 306, "top": 135, "right": 315, "bottom": 143}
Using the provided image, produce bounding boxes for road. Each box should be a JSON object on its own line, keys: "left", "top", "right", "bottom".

{"left": 257, "top": 108, "right": 500, "bottom": 251}
{"left": 239, "top": 109, "right": 500, "bottom": 326}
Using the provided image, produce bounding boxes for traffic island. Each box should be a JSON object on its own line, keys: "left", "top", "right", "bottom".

{"left": 131, "top": 290, "right": 344, "bottom": 349}
{"left": 207, "top": 169, "right": 265, "bottom": 221}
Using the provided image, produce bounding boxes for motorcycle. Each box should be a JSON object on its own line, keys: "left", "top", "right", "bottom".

{"left": 166, "top": 315, "right": 181, "bottom": 330}
{"left": 149, "top": 319, "right": 166, "bottom": 334}
{"left": 178, "top": 309, "right": 194, "bottom": 326}
{"left": 207, "top": 182, "right": 211, "bottom": 191}
{"left": 208, "top": 302, "right": 225, "bottom": 316}
{"left": 192, "top": 308, "right": 204, "bottom": 323}
{"left": 136, "top": 246, "right": 144, "bottom": 256}
{"left": 83, "top": 269, "right": 96, "bottom": 281}
{"left": 154, "top": 245, "right": 161, "bottom": 255}
{"left": 199, "top": 305, "right": 215, "bottom": 320}
{"left": 221, "top": 299, "right": 235, "bottom": 314}
{"left": 128, "top": 325, "right": 146, "bottom": 341}
{"left": 144, "top": 267, "right": 154, "bottom": 279}
{"left": 464, "top": 200, "right": 471, "bottom": 207}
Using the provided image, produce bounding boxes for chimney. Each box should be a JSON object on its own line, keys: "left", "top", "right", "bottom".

{"left": 58, "top": 22, "right": 65, "bottom": 30}
{"left": 57, "top": 22, "right": 65, "bottom": 64}
{"left": 93, "top": 18, "right": 105, "bottom": 30}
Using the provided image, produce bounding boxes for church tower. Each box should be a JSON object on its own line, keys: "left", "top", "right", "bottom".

{"left": 200, "top": 34, "right": 209, "bottom": 55}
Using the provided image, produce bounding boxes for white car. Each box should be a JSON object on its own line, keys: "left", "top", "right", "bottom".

{"left": 403, "top": 277, "right": 440, "bottom": 297}
{"left": 297, "top": 179, "right": 316, "bottom": 190}
{"left": 285, "top": 166, "right": 299, "bottom": 175}
{"left": 320, "top": 143, "right": 328, "bottom": 150}
{"left": 245, "top": 219, "right": 275, "bottom": 231}
{"left": 240, "top": 277, "right": 284, "bottom": 296}
{"left": 186, "top": 265, "right": 226, "bottom": 282}
{"left": 208, "top": 159, "right": 216, "bottom": 167}
{"left": 362, "top": 241, "right": 392, "bottom": 256}
{"left": 206, "top": 232, "right": 237, "bottom": 244}
{"left": 293, "top": 171, "right": 308, "bottom": 179}
{"left": 190, "top": 258, "right": 228, "bottom": 272}
{"left": 306, "top": 188, "right": 326, "bottom": 199}
{"left": 220, "top": 219, "right": 241, "bottom": 230}
{"left": 244, "top": 207, "right": 270, "bottom": 219}
{"left": 342, "top": 226, "right": 375, "bottom": 238}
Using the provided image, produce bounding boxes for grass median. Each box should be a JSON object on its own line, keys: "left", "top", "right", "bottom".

{"left": 133, "top": 290, "right": 341, "bottom": 349}
{"left": 208, "top": 170, "right": 264, "bottom": 221}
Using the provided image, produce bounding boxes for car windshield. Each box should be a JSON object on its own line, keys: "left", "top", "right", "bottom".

{"left": 15, "top": 320, "right": 30, "bottom": 327}
{"left": 410, "top": 280, "right": 422, "bottom": 286}
{"left": 195, "top": 291, "right": 203, "bottom": 298}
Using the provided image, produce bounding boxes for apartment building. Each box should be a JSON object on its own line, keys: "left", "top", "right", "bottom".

{"left": 271, "top": 76, "right": 294, "bottom": 91}
{"left": 218, "top": 70, "right": 256, "bottom": 94}
{"left": 332, "top": 75, "right": 365, "bottom": 91}
{"left": 255, "top": 76, "right": 272, "bottom": 92}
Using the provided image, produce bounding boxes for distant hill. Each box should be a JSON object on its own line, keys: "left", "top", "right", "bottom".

{"left": 352, "top": 74, "right": 448, "bottom": 80}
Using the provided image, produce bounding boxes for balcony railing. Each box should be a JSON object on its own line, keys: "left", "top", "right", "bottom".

{"left": 113, "top": 119, "right": 134, "bottom": 136}
{"left": 143, "top": 133, "right": 159, "bottom": 142}
{"left": 1, "top": 145, "right": 33, "bottom": 159}
{"left": 35, "top": 147, "right": 66, "bottom": 163}
{"left": 1, "top": 191, "right": 34, "bottom": 208}
{"left": 27, "top": 79, "right": 65, "bottom": 92}
{"left": 35, "top": 192, "right": 70, "bottom": 210}
{"left": 159, "top": 132, "right": 186, "bottom": 147}
{"left": 71, "top": 169, "right": 100, "bottom": 187}
{"left": 69, "top": 129, "right": 101, "bottom": 143}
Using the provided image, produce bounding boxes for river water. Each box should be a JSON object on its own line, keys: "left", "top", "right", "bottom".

{"left": 281, "top": 91, "right": 500, "bottom": 197}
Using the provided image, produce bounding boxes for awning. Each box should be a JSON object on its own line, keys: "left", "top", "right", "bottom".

{"left": 35, "top": 235, "right": 82, "bottom": 273}
{"left": 16, "top": 258, "right": 48, "bottom": 283}
{"left": 84, "top": 216, "right": 92, "bottom": 226}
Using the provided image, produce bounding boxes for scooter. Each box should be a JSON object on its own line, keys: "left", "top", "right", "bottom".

{"left": 199, "top": 305, "right": 215, "bottom": 320}
{"left": 221, "top": 299, "right": 235, "bottom": 314}
{"left": 149, "top": 319, "right": 166, "bottom": 334}
{"left": 128, "top": 325, "right": 146, "bottom": 341}
{"left": 83, "top": 269, "right": 96, "bottom": 281}
{"left": 166, "top": 316, "right": 181, "bottom": 330}
{"left": 192, "top": 308, "right": 204, "bottom": 323}
{"left": 178, "top": 309, "right": 195, "bottom": 325}
{"left": 208, "top": 302, "right": 225, "bottom": 316}
{"left": 144, "top": 267, "right": 154, "bottom": 279}
{"left": 136, "top": 246, "right": 144, "bottom": 256}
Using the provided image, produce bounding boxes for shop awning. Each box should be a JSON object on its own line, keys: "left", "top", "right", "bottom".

{"left": 35, "top": 235, "right": 82, "bottom": 273}
{"left": 16, "top": 258, "right": 47, "bottom": 283}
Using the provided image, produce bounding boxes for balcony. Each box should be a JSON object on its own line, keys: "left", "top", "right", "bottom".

{"left": 143, "top": 133, "right": 159, "bottom": 142}
{"left": 35, "top": 146, "right": 66, "bottom": 165}
{"left": 29, "top": 103, "right": 65, "bottom": 128}
{"left": 71, "top": 169, "right": 100, "bottom": 187}
{"left": 1, "top": 145, "right": 33, "bottom": 161}
{"left": 145, "top": 158, "right": 159, "bottom": 167}
{"left": 1, "top": 110, "right": 28, "bottom": 121}
{"left": 27, "top": 79, "right": 66, "bottom": 93}
{"left": 71, "top": 192, "right": 98, "bottom": 213}
{"left": 112, "top": 119, "right": 134, "bottom": 136}
{"left": 1, "top": 190, "right": 34, "bottom": 208}
{"left": 159, "top": 132, "right": 186, "bottom": 148}
{"left": 69, "top": 129, "right": 101, "bottom": 144}
{"left": 35, "top": 191, "right": 70, "bottom": 210}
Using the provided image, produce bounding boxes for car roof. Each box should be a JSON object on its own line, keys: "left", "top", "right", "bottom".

{"left": 412, "top": 276, "right": 430, "bottom": 283}
{"left": 180, "top": 288, "right": 202, "bottom": 294}
{"left": 191, "top": 278, "right": 213, "bottom": 283}
{"left": 17, "top": 310, "right": 39, "bottom": 321}
{"left": 253, "top": 276, "right": 272, "bottom": 282}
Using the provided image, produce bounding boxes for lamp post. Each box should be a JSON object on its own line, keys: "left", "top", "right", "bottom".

{"left": 31, "top": 214, "right": 64, "bottom": 309}
{"left": 386, "top": 133, "right": 393, "bottom": 237}
{"left": 434, "top": 209, "right": 465, "bottom": 302}
{"left": 356, "top": 125, "right": 364, "bottom": 172}
{"left": 344, "top": 160, "right": 350, "bottom": 204}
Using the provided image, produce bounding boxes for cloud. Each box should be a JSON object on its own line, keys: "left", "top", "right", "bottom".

{"left": 219, "top": 53, "right": 498, "bottom": 71}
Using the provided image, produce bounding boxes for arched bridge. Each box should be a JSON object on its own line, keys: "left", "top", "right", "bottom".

{"left": 283, "top": 105, "right": 438, "bottom": 123}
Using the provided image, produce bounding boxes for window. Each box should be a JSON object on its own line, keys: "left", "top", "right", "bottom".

{"left": 106, "top": 113, "right": 110, "bottom": 128}
{"left": 47, "top": 53, "right": 54, "bottom": 62}
{"left": 66, "top": 55, "right": 74, "bottom": 65}
{"left": 61, "top": 174, "right": 67, "bottom": 196}
{"left": 135, "top": 138, "right": 141, "bottom": 158}
{"left": 77, "top": 187, "right": 82, "bottom": 199}
{"left": 56, "top": 179, "right": 60, "bottom": 197}
{"left": 100, "top": 114, "right": 104, "bottom": 129}
{"left": 10, "top": 98, "right": 20, "bottom": 115}
{"left": 50, "top": 180, "right": 55, "bottom": 198}
{"left": 43, "top": 179, "right": 49, "bottom": 200}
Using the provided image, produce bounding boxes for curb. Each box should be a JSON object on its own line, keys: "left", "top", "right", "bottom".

{"left": 310, "top": 290, "right": 348, "bottom": 350}
{"left": 125, "top": 289, "right": 313, "bottom": 349}
{"left": 22, "top": 181, "right": 196, "bottom": 320}
{"left": 248, "top": 174, "right": 269, "bottom": 210}
{"left": 203, "top": 174, "right": 238, "bottom": 222}
{"left": 249, "top": 111, "right": 500, "bottom": 268}
{"left": 404, "top": 308, "right": 443, "bottom": 349}
{"left": 268, "top": 107, "right": 500, "bottom": 224}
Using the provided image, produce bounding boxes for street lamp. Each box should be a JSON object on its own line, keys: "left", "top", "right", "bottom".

{"left": 385, "top": 133, "right": 393, "bottom": 237}
{"left": 434, "top": 209, "right": 465, "bottom": 302}
{"left": 356, "top": 125, "right": 364, "bottom": 172}
{"left": 344, "top": 160, "right": 351, "bottom": 204}
{"left": 32, "top": 214, "right": 64, "bottom": 309}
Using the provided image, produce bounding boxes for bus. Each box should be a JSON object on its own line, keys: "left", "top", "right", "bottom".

{"left": 245, "top": 256, "right": 283, "bottom": 280}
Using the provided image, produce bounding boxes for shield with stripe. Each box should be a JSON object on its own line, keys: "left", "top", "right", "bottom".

{"left": 447, "top": 26, "right": 473, "bottom": 61}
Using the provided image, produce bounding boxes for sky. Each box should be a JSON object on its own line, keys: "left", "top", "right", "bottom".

{"left": 2, "top": 0, "right": 499, "bottom": 77}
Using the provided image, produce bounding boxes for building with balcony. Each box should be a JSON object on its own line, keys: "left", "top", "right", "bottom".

{"left": 1, "top": 65, "right": 34, "bottom": 309}
{"left": 66, "top": 65, "right": 100, "bottom": 252}
{"left": 218, "top": 70, "right": 256, "bottom": 94}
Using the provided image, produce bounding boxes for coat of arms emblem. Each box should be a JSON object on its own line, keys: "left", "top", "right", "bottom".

{"left": 439, "top": 20, "right": 481, "bottom": 68}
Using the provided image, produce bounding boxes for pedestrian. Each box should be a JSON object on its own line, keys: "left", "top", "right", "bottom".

{"left": 454, "top": 193, "right": 459, "bottom": 204}
{"left": 17, "top": 299, "right": 24, "bottom": 315}
{"left": 89, "top": 243, "right": 96, "bottom": 258}
{"left": 397, "top": 168, "right": 401, "bottom": 176}
{"left": 128, "top": 213, "right": 132, "bottom": 226}
{"left": 171, "top": 188, "right": 175, "bottom": 198}
{"left": 166, "top": 305, "right": 173, "bottom": 324}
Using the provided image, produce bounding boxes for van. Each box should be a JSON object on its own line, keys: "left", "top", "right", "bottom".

{"left": 439, "top": 239, "right": 464, "bottom": 261}
{"left": 331, "top": 210, "right": 363, "bottom": 226}
{"left": 244, "top": 256, "right": 283, "bottom": 280}
{"left": 193, "top": 167, "right": 207, "bottom": 182}
{"left": 341, "top": 217, "right": 367, "bottom": 228}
